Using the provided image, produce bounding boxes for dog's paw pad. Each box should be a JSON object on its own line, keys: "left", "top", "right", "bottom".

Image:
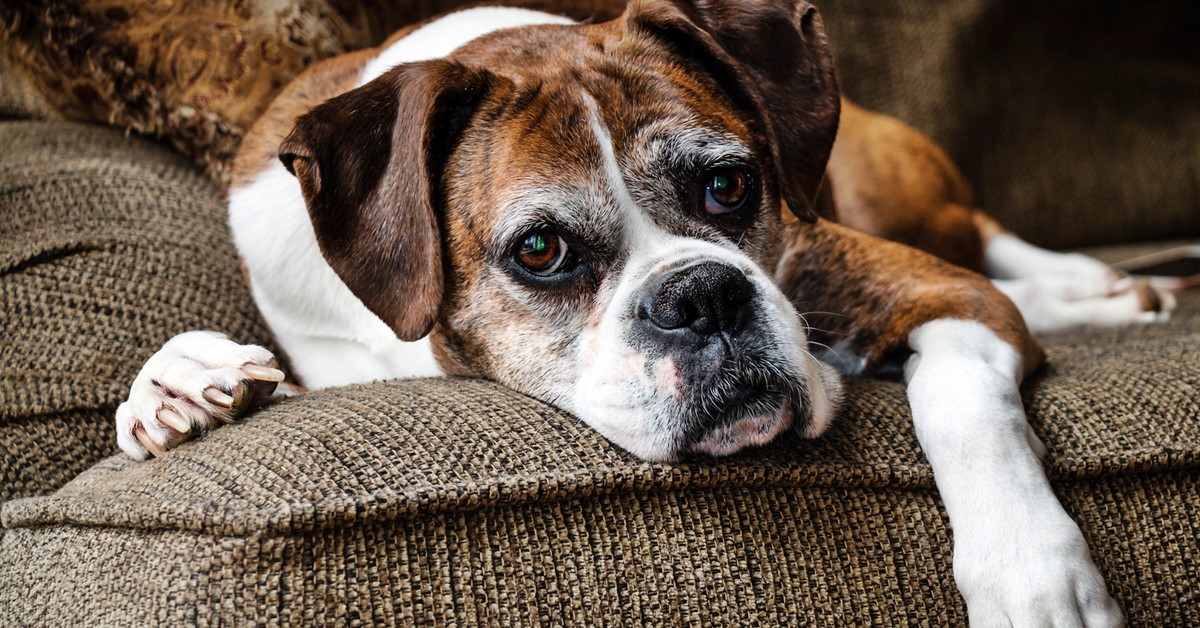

{"left": 116, "top": 331, "right": 284, "bottom": 460}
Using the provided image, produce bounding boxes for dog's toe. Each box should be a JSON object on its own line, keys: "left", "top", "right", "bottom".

{"left": 116, "top": 331, "right": 285, "bottom": 460}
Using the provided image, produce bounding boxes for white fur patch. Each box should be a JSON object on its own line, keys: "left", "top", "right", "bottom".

{"left": 985, "top": 233, "right": 1114, "bottom": 280}
{"left": 358, "top": 7, "right": 574, "bottom": 87}
{"left": 905, "top": 319, "right": 1121, "bottom": 626}
{"left": 993, "top": 277, "right": 1169, "bottom": 333}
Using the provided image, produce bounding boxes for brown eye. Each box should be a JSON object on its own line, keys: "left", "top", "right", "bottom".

{"left": 515, "top": 229, "right": 569, "bottom": 276}
{"left": 705, "top": 166, "right": 752, "bottom": 215}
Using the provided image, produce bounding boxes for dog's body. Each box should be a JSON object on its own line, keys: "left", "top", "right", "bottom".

{"left": 113, "top": 2, "right": 1173, "bottom": 623}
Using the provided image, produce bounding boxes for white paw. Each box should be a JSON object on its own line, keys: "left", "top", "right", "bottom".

{"left": 994, "top": 273, "right": 1174, "bottom": 334}
{"left": 956, "top": 508, "right": 1123, "bottom": 628}
{"left": 116, "top": 331, "right": 285, "bottom": 460}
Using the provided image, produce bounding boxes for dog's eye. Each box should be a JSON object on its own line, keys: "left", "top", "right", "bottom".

{"left": 515, "top": 229, "right": 570, "bottom": 276}
{"left": 705, "top": 167, "right": 752, "bottom": 215}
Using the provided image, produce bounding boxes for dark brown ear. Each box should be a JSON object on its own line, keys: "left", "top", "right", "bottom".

{"left": 627, "top": 0, "right": 840, "bottom": 221}
{"left": 279, "top": 61, "right": 497, "bottom": 340}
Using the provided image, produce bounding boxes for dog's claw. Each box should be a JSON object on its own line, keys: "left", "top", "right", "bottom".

{"left": 135, "top": 425, "right": 166, "bottom": 457}
{"left": 203, "top": 387, "right": 236, "bottom": 408}
{"left": 157, "top": 407, "right": 191, "bottom": 433}
{"left": 242, "top": 364, "right": 285, "bottom": 382}
{"left": 116, "top": 331, "right": 283, "bottom": 460}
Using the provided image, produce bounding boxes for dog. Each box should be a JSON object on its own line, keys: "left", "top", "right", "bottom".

{"left": 114, "top": 1, "right": 1173, "bottom": 623}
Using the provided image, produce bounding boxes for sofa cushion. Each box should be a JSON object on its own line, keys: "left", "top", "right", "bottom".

{"left": 0, "top": 121, "right": 273, "bottom": 505}
{"left": 2, "top": 287, "right": 1198, "bottom": 623}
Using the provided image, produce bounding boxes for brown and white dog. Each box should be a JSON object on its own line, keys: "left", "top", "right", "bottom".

{"left": 115, "top": 1, "right": 1172, "bottom": 623}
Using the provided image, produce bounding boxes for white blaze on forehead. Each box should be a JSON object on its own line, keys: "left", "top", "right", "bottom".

{"left": 578, "top": 93, "right": 759, "bottom": 275}
{"left": 580, "top": 92, "right": 665, "bottom": 254}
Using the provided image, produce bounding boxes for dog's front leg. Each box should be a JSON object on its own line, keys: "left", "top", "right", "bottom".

{"left": 905, "top": 320, "right": 1121, "bottom": 627}
{"left": 778, "top": 220, "right": 1122, "bottom": 625}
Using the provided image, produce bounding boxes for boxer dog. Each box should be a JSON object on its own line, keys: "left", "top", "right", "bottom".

{"left": 116, "top": 1, "right": 1171, "bottom": 623}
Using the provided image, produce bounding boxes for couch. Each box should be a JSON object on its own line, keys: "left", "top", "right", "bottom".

{"left": 2, "top": 0, "right": 1198, "bottom": 624}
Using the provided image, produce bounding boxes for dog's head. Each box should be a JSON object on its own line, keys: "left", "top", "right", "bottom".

{"left": 279, "top": 0, "right": 843, "bottom": 461}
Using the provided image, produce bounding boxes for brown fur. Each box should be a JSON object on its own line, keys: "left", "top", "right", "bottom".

{"left": 802, "top": 101, "right": 1045, "bottom": 375}
{"left": 825, "top": 100, "right": 987, "bottom": 272}
{"left": 777, "top": 219, "right": 1044, "bottom": 378}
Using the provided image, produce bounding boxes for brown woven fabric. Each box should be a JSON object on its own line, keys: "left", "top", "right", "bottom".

{"left": 1, "top": 316, "right": 1198, "bottom": 623}
{"left": 2, "top": 120, "right": 1199, "bottom": 624}
{"left": 0, "top": 121, "right": 273, "bottom": 506}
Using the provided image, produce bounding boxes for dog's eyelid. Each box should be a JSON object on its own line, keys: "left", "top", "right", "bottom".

{"left": 701, "top": 157, "right": 756, "bottom": 175}
{"left": 491, "top": 193, "right": 611, "bottom": 260}
{"left": 492, "top": 214, "right": 558, "bottom": 259}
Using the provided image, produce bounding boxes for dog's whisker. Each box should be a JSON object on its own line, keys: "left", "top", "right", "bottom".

{"left": 800, "top": 310, "right": 857, "bottom": 320}
{"left": 805, "top": 340, "right": 837, "bottom": 355}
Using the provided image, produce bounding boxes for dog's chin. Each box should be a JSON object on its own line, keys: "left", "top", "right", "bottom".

{"left": 594, "top": 389, "right": 805, "bottom": 462}
{"left": 596, "top": 392, "right": 793, "bottom": 464}
{"left": 574, "top": 350, "right": 842, "bottom": 463}
{"left": 687, "top": 397, "right": 794, "bottom": 458}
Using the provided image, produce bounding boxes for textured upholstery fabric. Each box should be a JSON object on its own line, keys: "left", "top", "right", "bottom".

{"left": 0, "top": 121, "right": 273, "bottom": 506}
{"left": 1, "top": 120, "right": 1199, "bottom": 624}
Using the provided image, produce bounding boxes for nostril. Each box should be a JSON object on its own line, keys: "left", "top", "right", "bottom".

{"left": 636, "top": 299, "right": 650, "bottom": 321}
{"left": 652, "top": 298, "right": 694, "bottom": 330}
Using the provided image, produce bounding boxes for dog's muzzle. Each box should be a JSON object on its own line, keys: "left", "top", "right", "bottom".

{"left": 633, "top": 259, "right": 801, "bottom": 456}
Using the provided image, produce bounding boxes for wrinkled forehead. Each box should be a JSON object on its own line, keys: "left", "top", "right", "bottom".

{"left": 451, "top": 22, "right": 763, "bottom": 247}
{"left": 488, "top": 112, "right": 756, "bottom": 250}
{"left": 452, "top": 18, "right": 757, "bottom": 134}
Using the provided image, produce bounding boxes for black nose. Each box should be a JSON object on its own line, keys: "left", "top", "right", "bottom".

{"left": 639, "top": 261, "right": 755, "bottom": 337}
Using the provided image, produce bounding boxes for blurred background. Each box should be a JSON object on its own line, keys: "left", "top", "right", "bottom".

{"left": 819, "top": 0, "right": 1200, "bottom": 250}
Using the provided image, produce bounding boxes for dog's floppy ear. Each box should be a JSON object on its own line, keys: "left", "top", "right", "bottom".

{"left": 279, "top": 61, "right": 497, "bottom": 340}
{"left": 627, "top": 0, "right": 840, "bottom": 221}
